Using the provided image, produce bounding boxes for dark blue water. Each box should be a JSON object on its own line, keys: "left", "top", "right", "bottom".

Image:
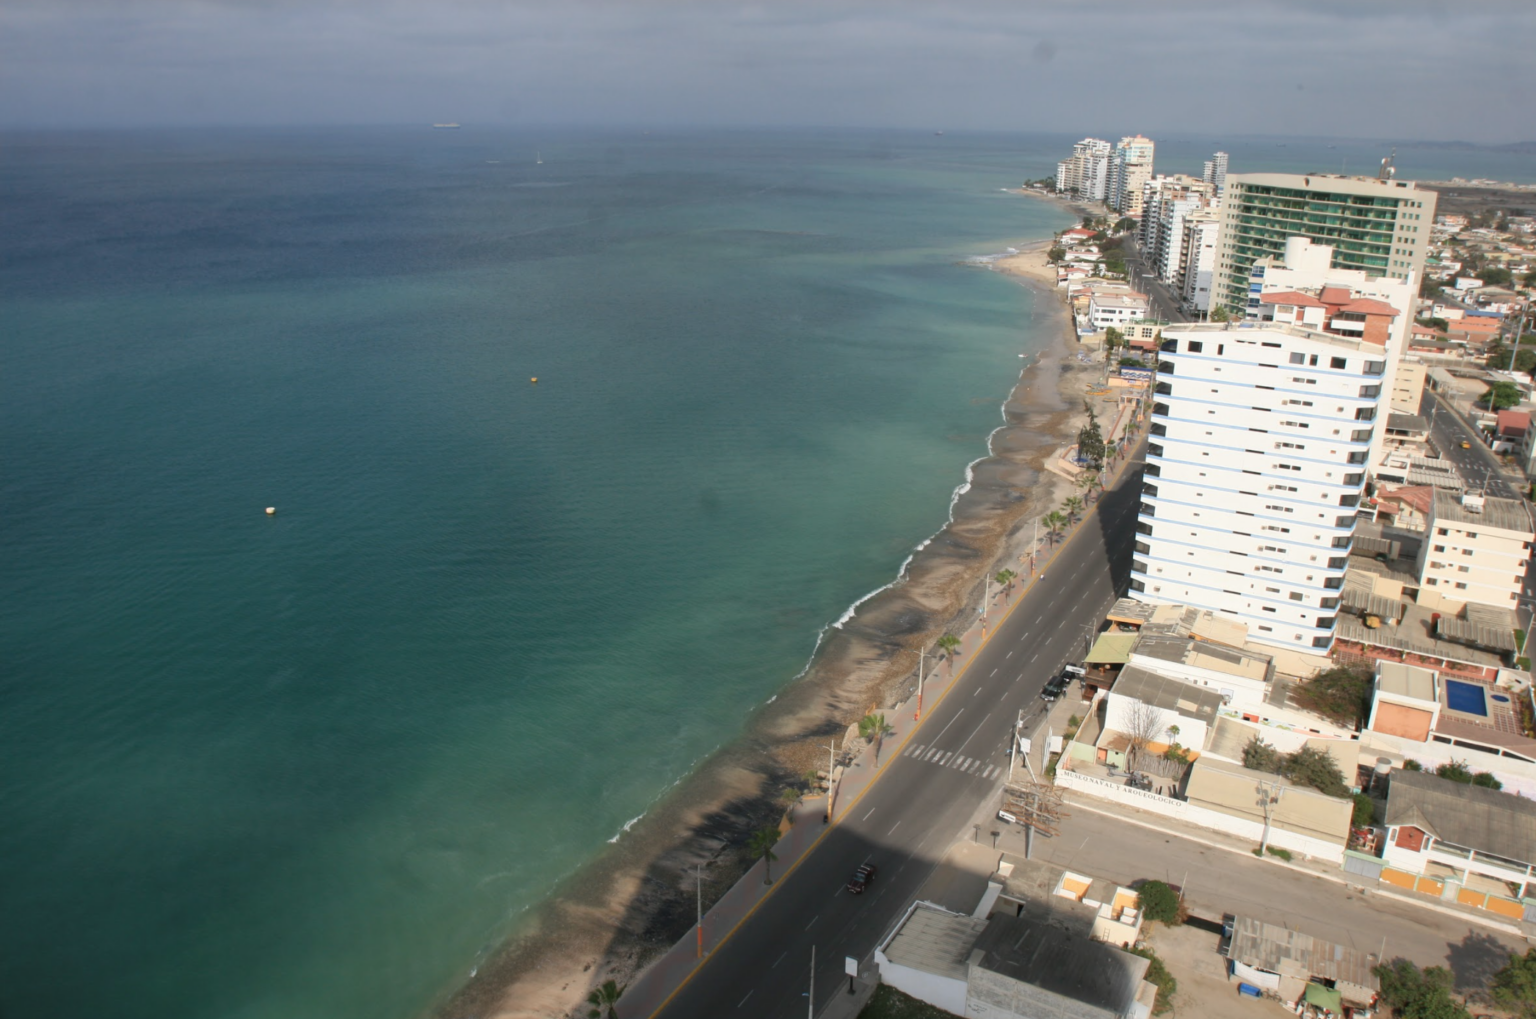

{"left": 0, "top": 128, "right": 1068, "bottom": 1019}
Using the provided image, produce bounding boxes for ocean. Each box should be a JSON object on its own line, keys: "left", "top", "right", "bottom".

{"left": 2, "top": 127, "right": 1528, "bottom": 1019}
{"left": 0, "top": 128, "right": 1069, "bottom": 1019}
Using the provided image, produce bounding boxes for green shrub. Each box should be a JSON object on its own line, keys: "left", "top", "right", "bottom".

{"left": 1264, "top": 845, "right": 1293, "bottom": 862}
{"left": 1436, "top": 760, "right": 1474, "bottom": 784}
{"left": 1126, "top": 947, "right": 1177, "bottom": 1015}
{"left": 1136, "top": 880, "right": 1182, "bottom": 925}
{"left": 1352, "top": 793, "right": 1376, "bottom": 827}
{"left": 1401, "top": 759, "right": 1423, "bottom": 772}
{"left": 1472, "top": 772, "right": 1503, "bottom": 790}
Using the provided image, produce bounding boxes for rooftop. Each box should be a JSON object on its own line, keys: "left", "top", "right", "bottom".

{"left": 1385, "top": 769, "right": 1536, "bottom": 864}
{"left": 1226, "top": 916, "right": 1380, "bottom": 1002}
{"left": 1430, "top": 488, "right": 1535, "bottom": 534}
{"left": 1110, "top": 665, "right": 1225, "bottom": 723}
{"left": 1163, "top": 320, "right": 1384, "bottom": 353}
{"left": 1133, "top": 633, "right": 1273, "bottom": 684}
{"left": 1376, "top": 662, "right": 1437, "bottom": 703}
{"left": 968, "top": 913, "right": 1150, "bottom": 1015}
{"left": 881, "top": 903, "right": 989, "bottom": 981}
{"left": 1386, "top": 413, "right": 1429, "bottom": 433}
{"left": 1091, "top": 294, "right": 1150, "bottom": 309}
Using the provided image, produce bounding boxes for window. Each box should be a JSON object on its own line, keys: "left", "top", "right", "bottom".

{"left": 1365, "top": 360, "right": 1386, "bottom": 375}
{"left": 1332, "top": 536, "right": 1351, "bottom": 548}
{"left": 1289, "top": 352, "right": 1305, "bottom": 364}
{"left": 1356, "top": 407, "right": 1376, "bottom": 421}
{"left": 1262, "top": 606, "right": 1277, "bottom": 613}
{"left": 1187, "top": 340, "right": 1203, "bottom": 353}
{"left": 1455, "top": 582, "right": 1468, "bottom": 590}
{"left": 1433, "top": 544, "right": 1445, "bottom": 552}
{"left": 1331, "top": 357, "right": 1347, "bottom": 369}
{"left": 1264, "top": 525, "right": 1291, "bottom": 533}
{"left": 1458, "top": 565, "right": 1470, "bottom": 573}
{"left": 1290, "top": 592, "right": 1305, "bottom": 602}
{"left": 1437, "top": 528, "right": 1448, "bottom": 536}
{"left": 1309, "top": 354, "right": 1319, "bottom": 367}
{"left": 1158, "top": 361, "right": 1175, "bottom": 374}
{"left": 1359, "top": 385, "right": 1381, "bottom": 398}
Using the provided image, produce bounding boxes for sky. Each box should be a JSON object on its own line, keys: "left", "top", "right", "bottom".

{"left": 0, "top": 0, "right": 1532, "bottom": 142}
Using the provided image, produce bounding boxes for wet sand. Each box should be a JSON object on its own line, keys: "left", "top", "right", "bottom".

{"left": 431, "top": 233, "right": 1099, "bottom": 1019}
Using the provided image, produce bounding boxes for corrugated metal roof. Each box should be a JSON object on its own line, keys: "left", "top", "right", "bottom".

{"left": 1437, "top": 616, "right": 1518, "bottom": 652}
{"left": 1226, "top": 916, "right": 1380, "bottom": 1000}
{"left": 1341, "top": 586, "right": 1405, "bottom": 621}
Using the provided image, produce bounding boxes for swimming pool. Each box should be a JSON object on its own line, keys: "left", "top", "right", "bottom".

{"left": 1444, "top": 679, "right": 1490, "bottom": 716}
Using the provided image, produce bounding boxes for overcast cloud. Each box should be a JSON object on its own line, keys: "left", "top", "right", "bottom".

{"left": 0, "top": 0, "right": 1531, "bottom": 141}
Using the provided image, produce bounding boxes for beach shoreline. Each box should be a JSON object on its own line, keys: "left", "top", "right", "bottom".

{"left": 432, "top": 229, "right": 1098, "bottom": 1019}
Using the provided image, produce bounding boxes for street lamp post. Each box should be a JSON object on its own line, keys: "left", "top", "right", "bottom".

{"left": 819, "top": 738, "right": 838, "bottom": 823}
{"left": 696, "top": 863, "right": 704, "bottom": 959}
{"left": 914, "top": 649, "right": 927, "bottom": 722}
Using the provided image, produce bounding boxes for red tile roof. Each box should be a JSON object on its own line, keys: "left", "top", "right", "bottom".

{"left": 1497, "top": 409, "right": 1529, "bottom": 436}
{"left": 1379, "top": 486, "right": 1435, "bottom": 515}
{"left": 1337, "top": 298, "right": 1401, "bottom": 317}
{"left": 1319, "top": 286, "right": 1353, "bottom": 306}
{"left": 1259, "top": 290, "right": 1327, "bottom": 308}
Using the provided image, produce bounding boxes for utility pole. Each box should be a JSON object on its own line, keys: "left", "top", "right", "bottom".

{"left": 696, "top": 863, "right": 704, "bottom": 958}
{"left": 1008, "top": 709, "right": 1024, "bottom": 780}
{"left": 1258, "top": 780, "right": 1284, "bottom": 856}
{"left": 1002, "top": 781, "right": 1066, "bottom": 861}
{"left": 914, "top": 649, "right": 927, "bottom": 722}
{"left": 819, "top": 739, "right": 838, "bottom": 823}
{"left": 982, "top": 575, "right": 990, "bottom": 637}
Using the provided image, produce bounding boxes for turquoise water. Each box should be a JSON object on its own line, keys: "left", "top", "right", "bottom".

{"left": 0, "top": 129, "right": 1070, "bottom": 1019}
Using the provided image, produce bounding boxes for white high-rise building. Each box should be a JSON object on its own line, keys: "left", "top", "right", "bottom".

{"left": 1244, "top": 237, "right": 1416, "bottom": 468}
{"left": 1202, "top": 151, "right": 1229, "bottom": 196}
{"left": 1179, "top": 210, "right": 1222, "bottom": 315}
{"left": 1108, "top": 135, "right": 1156, "bottom": 217}
{"left": 1133, "top": 322, "right": 1390, "bottom": 653}
{"left": 1055, "top": 138, "right": 1113, "bottom": 201}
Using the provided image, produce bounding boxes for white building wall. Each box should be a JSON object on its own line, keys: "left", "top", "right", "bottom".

{"left": 1133, "top": 324, "right": 1388, "bottom": 653}
{"left": 1056, "top": 769, "right": 1346, "bottom": 862}
{"left": 1103, "top": 691, "right": 1211, "bottom": 751}
{"left": 1181, "top": 216, "right": 1221, "bottom": 314}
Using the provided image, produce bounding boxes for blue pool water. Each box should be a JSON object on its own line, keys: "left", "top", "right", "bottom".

{"left": 1444, "top": 679, "right": 1490, "bottom": 716}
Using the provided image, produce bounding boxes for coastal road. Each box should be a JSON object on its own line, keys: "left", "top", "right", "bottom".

{"left": 1422, "top": 389, "right": 1520, "bottom": 500}
{"left": 1123, "top": 241, "right": 1189, "bottom": 324}
{"left": 653, "top": 461, "right": 1146, "bottom": 1018}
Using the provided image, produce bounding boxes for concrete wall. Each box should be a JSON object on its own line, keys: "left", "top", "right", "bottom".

{"left": 1057, "top": 769, "right": 1346, "bottom": 863}
{"left": 1104, "top": 691, "right": 1210, "bottom": 754}
{"left": 877, "top": 958, "right": 968, "bottom": 1016}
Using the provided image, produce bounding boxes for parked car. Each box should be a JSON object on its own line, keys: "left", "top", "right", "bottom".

{"left": 1042, "top": 671, "right": 1075, "bottom": 701}
{"left": 846, "top": 863, "right": 877, "bottom": 894}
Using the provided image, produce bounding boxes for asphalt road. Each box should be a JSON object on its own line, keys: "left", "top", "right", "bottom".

{"left": 654, "top": 466, "right": 1145, "bottom": 1018}
{"left": 1421, "top": 388, "right": 1519, "bottom": 500}
{"left": 1122, "top": 242, "right": 1190, "bottom": 324}
{"left": 1031, "top": 807, "right": 1525, "bottom": 982}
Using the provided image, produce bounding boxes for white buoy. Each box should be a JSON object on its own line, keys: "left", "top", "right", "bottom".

{"left": 265, "top": 507, "right": 276, "bottom": 515}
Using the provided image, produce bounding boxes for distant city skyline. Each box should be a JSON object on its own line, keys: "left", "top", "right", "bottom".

{"left": 1, "top": 1, "right": 1532, "bottom": 142}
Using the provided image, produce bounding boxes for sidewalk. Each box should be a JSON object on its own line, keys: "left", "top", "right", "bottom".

{"left": 629, "top": 434, "right": 1148, "bottom": 1019}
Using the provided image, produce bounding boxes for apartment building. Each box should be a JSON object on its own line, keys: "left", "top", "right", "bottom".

{"left": 1202, "top": 151, "right": 1229, "bottom": 196}
{"left": 1139, "top": 176, "right": 1214, "bottom": 287}
{"left": 1243, "top": 237, "right": 1414, "bottom": 467}
{"left": 1108, "top": 135, "right": 1156, "bottom": 217}
{"left": 1056, "top": 138, "right": 1113, "bottom": 202}
{"left": 1088, "top": 292, "right": 1150, "bottom": 331}
{"left": 1390, "top": 360, "right": 1428, "bottom": 414}
{"left": 1132, "top": 323, "right": 1389, "bottom": 653}
{"left": 1179, "top": 210, "right": 1222, "bottom": 315}
{"left": 1416, "top": 490, "right": 1535, "bottom": 612}
{"left": 1212, "top": 172, "right": 1437, "bottom": 316}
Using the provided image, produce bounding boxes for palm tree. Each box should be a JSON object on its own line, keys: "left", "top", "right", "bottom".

{"left": 1076, "top": 471, "right": 1101, "bottom": 505}
{"left": 748, "top": 825, "right": 781, "bottom": 885}
{"left": 1063, "top": 496, "right": 1085, "bottom": 522}
{"left": 994, "top": 568, "right": 1017, "bottom": 601}
{"left": 1043, "top": 511, "right": 1068, "bottom": 545}
{"left": 859, "top": 712, "right": 894, "bottom": 764}
{"left": 936, "top": 633, "right": 962, "bottom": 673}
{"left": 587, "top": 979, "right": 625, "bottom": 1019}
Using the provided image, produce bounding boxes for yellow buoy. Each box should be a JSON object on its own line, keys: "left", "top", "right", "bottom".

{"left": 265, "top": 507, "right": 276, "bottom": 515}
{"left": 530, "top": 377, "right": 538, "bottom": 384}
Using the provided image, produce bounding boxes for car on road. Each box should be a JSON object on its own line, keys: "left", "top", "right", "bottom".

{"left": 1041, "top": 669, "right": 1077, "bottom": 701}
{"left": 1461, "top": 440, "right": 1471, "bottom": 449}
{"left": 846, "top": 863, "right": 877, "bottom": 894}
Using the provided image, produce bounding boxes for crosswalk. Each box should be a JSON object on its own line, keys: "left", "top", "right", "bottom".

{"left": 900, "top": 743, "right": 1004, "bottom": 781}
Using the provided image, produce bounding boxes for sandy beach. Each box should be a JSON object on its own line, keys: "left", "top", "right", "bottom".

{"left": 432, "top": 225, "right": 1102, "bottom": 1019}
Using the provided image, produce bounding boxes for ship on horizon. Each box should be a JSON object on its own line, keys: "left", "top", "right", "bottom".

{"left": 432, "top": 123, "right": 461, "bottom": 129}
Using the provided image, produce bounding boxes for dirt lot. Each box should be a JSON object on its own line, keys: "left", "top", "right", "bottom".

{"left": 1144, "top": 923, "right": 1292, "bottom": 1019}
